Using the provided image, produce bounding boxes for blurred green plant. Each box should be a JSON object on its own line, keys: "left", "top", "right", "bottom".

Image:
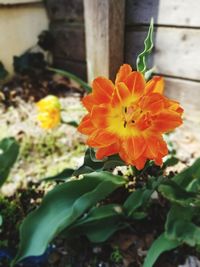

{"left": 0, "top": 137, "right": 19, "bottom": 231}
{"left": 0, "top": 137, "right": 19, "bottom": 187}
{"left": 0, "top": 61, "right": 8, "bottom": 80}
{"left": 144, "top": 158, "right": 200, "bottom": 267}
{"left": 48, "top": 67, "right": 92, "bottom": 93}
{"left": 13, "top": 52, "right": 47, "bottom": 77}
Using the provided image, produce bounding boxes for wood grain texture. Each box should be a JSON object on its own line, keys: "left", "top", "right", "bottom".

{"left": 125, "top": 27, "right": 200, "bottom": 80}
{"left": 84, "top": 0, "right": 125, "bottom": 83}
{"left": 165, "top": 78, "right": 200, "bottom": 119}
{"left": 50, "top": 23, "right": 85, "bottom": 62}
{"left": 45, "top": 0, "right": 84, "bottom": 22}
{"left": 126, "top": 0, "right": 200, "bottom": 27}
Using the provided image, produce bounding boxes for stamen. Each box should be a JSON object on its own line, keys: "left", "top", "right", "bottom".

{"left": 124, "top": 121, "right": 127, "bottom": 128}
{"left": 124, "top": 107, "right": 127, "bottom": 113}
{"left": 131, "top": 120, "right": 135, "bottom": 123}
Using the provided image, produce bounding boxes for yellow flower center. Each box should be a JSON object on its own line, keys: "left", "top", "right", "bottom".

{"left": 122, "top": 104, "right": 143, "bottom": 128}
{"left": 107, "top": 97, "right": 153, "bottom": 138}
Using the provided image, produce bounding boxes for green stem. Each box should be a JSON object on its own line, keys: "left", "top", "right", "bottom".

{"left": 47, "top": 67, "right": 92, "bottom": 93}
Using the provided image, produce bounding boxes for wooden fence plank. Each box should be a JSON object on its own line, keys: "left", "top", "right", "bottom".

{"left": 84, "top": 0, "right": 125, "bottom": 83}
{"left": 45, "top": 0, "right": 84, "bottom": 22}
{"left": 165, "top": 78, "right": 200, "bottom": 120}
{"left": 50, "top": 23, "right": 85, "bottom": 62}
{"left": 126, "top": 0, "right": 200, "bottom": 27}
{"left": 125, "top": 27, "right": 200, "bottom": 80}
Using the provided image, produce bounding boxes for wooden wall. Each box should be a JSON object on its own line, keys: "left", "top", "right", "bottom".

{"left": 45, "top": 0, "right": 86, "bottom": 79}
{"left": 125, "top": 0, "right": 200, "bottom": 118}
{"left": 46, "top": 0, "right": 200, "bottom": 119}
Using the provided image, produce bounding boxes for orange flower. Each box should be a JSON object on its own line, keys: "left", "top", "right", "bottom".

{"left": 78, "top": 64, "right": 183, "bottom": 170}
{"left": 36, "top": 95, "right": 61, "bottom": 129}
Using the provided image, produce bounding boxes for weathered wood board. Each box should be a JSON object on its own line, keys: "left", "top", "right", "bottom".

{"left": 84, "top": 0, "right": 125, "bottom": 83}
{"left": 50, "top": 23, "right": 85, "bottom": 62}
{"left": 46, "top": 0, "right": 85, "bottom": 79}
{"left": 46, "top": 0, "right": 84, "bottom": 22}
{"left": 125, "top": 27, "right": 200, "bottom": 80}
{"left": 126, "top": 0, "right": 200, "bottom": 27}
{"left": 165, "top": 77, "right": 200, "bottom": 120}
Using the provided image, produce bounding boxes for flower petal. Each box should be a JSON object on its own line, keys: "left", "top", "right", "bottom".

{"left": 87, "top": 129, "right": 117, "bottom": 147}
{"left": 82, "top": 78, "right": 115, "bottom": 111}
{"left": 152, "top": 110, "right": 183, "bottom": 133}
{"left": 115, "top": 64, "right": 132, "bottom": 84}
{"left": 124, "top": 71, "right": 146, "bottom": 96}
{"left": 145, "top": 134, "right": 168, "bottom": 159}
{"left": 133, "top": 156, "right": 147, "bottom": 170}
{"left": 93, "top": 77, "right": 115, "bottom": 101}
{"left": 166, "top": 99, "right": 184, "bottom": 115}
{"left": 90, "top": 105, "right": 109, "bottom": 128}
{"left": 82, "top": 94, "right": 98, "bottom": 111}
{"left": 154, "top": 157, "right": 163, "bottom": 166}
{"left": 145, "top": 76, "right": 164, "bottom": 95}
{"left": 111, "top": 82, "right": 131, "bottom": 107}
{"left": 96, "top": 143, "right": 120, "bottom": 159}
{"left": 140, "top": 93, "right": 165, "bottom": 113}
{"left": 78, "top": 114, "right": 95, "bottom": 135}
{"left": 122, "top": 136, "right": 146, "bottom": 161}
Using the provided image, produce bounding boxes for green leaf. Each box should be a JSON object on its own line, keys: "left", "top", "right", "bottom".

{"left": 48, "top": 67, "right": 92, "bottom": 93}
{"left": 159, "top": 181, "right": 200, "bottom": 207}
{"left": 0, "top": 214, "right": 2, "bottom": 227}
{"left": 74, "top": 148, "right": 125, "bottom": 176}
{"left": 124, "top": 188, "right": 152, "bottom": 217}
{"left": 163, "top": 156, "right": 179, "bottom": 168}
{"left": 89, "top": 148, "right": 106, "bottom": 163}
{"left": 136, "top": 18, "right": 154, "bottom": 75}
{"left": 65, "top": 120, "right": 78, "bottom": 128}
{"left": 143, "top": 233, "right": 180, "bottom": 267}
{"left": 42, "top": 168, "right": 75, "bottom": 182}
{"left": 73, "top": 165, "right": 94, "bottom": 176}
{"left": 144, "top": 67, "right": 155, "bottom": 81}
{"left": 68, "top": 204, "right": 125, "bottom": 242}
{"left": 102, "top": 154, "right": 125, "bottom": 170}
{"left": 73, "top": 148, "right": 105, "bottom": 176}
{"left": 124, "top": 177, "right": 162, "bottom": 218}
{"left": 131, "top": 211, "right": 147, "bottom": 220}
{"left": 0, "top": 61, "right": 8, "bottom": 80}
{"left": 0, "top": 137, "right": 20, "bottom": 187}
{"left": 165, "top": 205, "right": 200, "bottom": 246}
{"left": 172, "top": 158, "right": 200, "bottom": 190}
{"left": 89, "top": 149, "right": 125, "bottom": 170}
{"left": 14, "top": 171, "right": 126, "bottom": 263}
{"left": 14, "top": 52, "right": 46, "bottom": 75}
{"left": 80, "top": 148, "right": 105, "bottom": 171}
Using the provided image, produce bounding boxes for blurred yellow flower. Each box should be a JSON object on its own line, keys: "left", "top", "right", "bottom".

{"left": 36, "top": 95, "right": 61, "bottom": 129}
